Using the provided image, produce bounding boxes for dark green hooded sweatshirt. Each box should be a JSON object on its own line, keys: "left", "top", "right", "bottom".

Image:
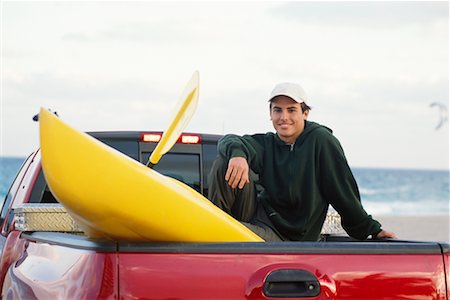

{"left": 218, "top": 121, "right": 382, "bottom": 241}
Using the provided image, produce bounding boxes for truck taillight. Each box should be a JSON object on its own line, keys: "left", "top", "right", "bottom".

{"left": 141, "top": 133, "right": 201, "bottom": 144}
{"left": 141, "top": 134, "right": 162, "bottom": 143}
{"left": 181, "top": 135, "right": 201, "bottom": 144}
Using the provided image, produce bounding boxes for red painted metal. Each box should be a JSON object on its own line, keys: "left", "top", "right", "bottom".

{"left": 1, "top": 238, "right": 118, "bottom": 299}
{"left": 118, "top": 252, "right": 447, "bottom": 300}
{"left": 445, "top": 251, "right": 450, "bottom": 299}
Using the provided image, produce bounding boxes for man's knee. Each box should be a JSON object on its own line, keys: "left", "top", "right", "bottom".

{"left": 209, "top": 156, "right": 228, "bottom": 177}
{"left": 208, "top": 156, "right": 257, "bottom": 222}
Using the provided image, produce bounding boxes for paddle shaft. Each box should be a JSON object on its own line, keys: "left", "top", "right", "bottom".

{"left": 146, "top": 71, "right": 199, "bottom": 168}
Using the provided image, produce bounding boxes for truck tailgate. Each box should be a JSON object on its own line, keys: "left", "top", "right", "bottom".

{"left": 118, "top": 241, "right": 448, "bottom": 300}
{"left": 4, "top": 233, "right": 448, "bottom": 299}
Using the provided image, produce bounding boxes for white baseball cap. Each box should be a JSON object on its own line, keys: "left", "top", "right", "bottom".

{"left": 269, "top": 82, "right": 309, "bottom": 104}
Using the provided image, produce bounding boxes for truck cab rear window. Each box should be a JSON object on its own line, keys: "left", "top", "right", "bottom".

{"left": 100, "top": 140, "right": 139, "bottom": 161}
{"left": 142, "top": 153, "right": 201, "bottom": 193}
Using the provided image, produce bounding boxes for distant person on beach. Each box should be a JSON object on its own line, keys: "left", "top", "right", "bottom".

{"left": 208, "top": 82, "right": 396, "bottom": 241}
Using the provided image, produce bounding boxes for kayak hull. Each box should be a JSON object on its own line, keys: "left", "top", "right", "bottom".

{"left": 39, "top": 108, "right": 263, "bottom": 242}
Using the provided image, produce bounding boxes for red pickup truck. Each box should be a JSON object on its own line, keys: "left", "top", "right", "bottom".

{"left": 1, "top": 131, "right": 449, "bottom": 299}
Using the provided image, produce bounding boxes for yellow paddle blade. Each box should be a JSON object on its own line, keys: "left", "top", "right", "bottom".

{"left": 148, "top": 71, "right": 200, "bottom": 166}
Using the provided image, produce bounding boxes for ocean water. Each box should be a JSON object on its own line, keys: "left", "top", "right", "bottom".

{"left": 1, "top": 157, "right": 448, "bottom": 216}
{"left": 353, "top": 168, "right": 449, "bottom": 215}
{"left": 1, "top": 157, "right": 27, "bottom": 199}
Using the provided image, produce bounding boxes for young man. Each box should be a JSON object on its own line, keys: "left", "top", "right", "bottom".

{"left": 208, "top": 82, "right": 396, "bottom": 241}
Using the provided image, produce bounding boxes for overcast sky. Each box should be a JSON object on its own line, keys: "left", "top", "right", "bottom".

{"left": 1, "top": 1, "right": 448, "bottom": 170}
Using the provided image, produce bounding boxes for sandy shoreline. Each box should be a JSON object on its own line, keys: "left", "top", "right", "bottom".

{"left": 373, "top": 215, "right": 450, "bottom": 243}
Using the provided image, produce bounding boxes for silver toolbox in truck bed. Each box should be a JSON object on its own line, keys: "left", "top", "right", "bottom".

{"left": 321, "top": 211, "right": 346, "bottom": 235}
{"left": 14, "top": 204, "right": 83, "bottom": 232}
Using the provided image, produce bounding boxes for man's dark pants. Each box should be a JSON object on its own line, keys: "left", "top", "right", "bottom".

{"left": 208, "top": 156, "right": 283, "bottom": 242}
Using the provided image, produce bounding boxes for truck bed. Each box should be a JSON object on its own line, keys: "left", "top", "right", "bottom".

{"left": 2, "top": 231, "right": 448, "bottom": 299}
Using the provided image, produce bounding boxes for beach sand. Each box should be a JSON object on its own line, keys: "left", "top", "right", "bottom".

{"left": 374, "top": 215, "right": 450, "bottom": 243}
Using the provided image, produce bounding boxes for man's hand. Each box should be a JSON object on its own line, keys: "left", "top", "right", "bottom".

{"left": 225, "top": 157, "right": 250, "bottom": 189}
{"left": 376, "top": 229, "right": 397, "bottom": 239}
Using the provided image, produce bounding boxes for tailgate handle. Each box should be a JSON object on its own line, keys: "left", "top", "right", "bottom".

{"left": 263, "top": 269, "right": 320, "bottom": 298}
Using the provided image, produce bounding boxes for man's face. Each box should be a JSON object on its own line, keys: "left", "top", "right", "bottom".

{"left": 270, "top": 96, "right": 309, "bottom": 144}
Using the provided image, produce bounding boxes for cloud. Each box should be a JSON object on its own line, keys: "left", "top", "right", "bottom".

{"left": 271, "top": 2, "right": 448, "bottom": 28}
{"left": 1, "top": 1, "right": 448, "bottom": 170}
{"left": 61, "top": 33, "right": 93, "bottom": 43}
{"left": 3, "top": 72, "right": 167, "bottom": 103}
{"left": 62, "top": 22, "right": 194, "bottom": 45}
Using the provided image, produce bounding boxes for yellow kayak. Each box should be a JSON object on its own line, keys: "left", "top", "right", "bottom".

{"left": 39, "top": 108, "right": 263, "bottom": 242}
